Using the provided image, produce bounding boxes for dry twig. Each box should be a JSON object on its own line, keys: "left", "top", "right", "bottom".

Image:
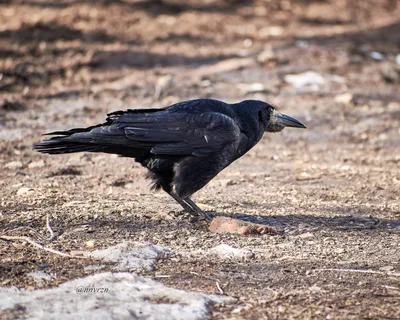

{"left": 216, "top": 281, "right": 224, "bottom": 294}
{"left": 46, "top": 214, "right": 55, "bottom": 241}
{"left": 0, "top": 235, "right": 88, "bottom": 259}
{"left": 314, "top": 268, "right": 400, "bottom": 277}
{"left": 2, "top": 226, "right": 46, "bottom": 241}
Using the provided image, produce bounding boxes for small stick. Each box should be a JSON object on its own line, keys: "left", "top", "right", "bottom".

{"left": 314, "top": 268, "right": 400, "bottom": 277}
{"left": 0, "top": 235, "right": 88, "bottom": 259}
{"left": 46, "top": 214, "right": 55, "bottom": 241}
{"left": 216, "top": 281, "right": 224, "bottom": 295}
{"left": 2, "top": 226, "right": 45, "bottom": 241}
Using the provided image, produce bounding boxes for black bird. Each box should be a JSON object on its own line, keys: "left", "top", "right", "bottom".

{"left": 33, "top": 99, "right": 306, "bottom": 221}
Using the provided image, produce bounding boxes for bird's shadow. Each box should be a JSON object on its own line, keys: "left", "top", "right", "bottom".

{"left": 206, "top": 211, "right": 400, "bottom": 234}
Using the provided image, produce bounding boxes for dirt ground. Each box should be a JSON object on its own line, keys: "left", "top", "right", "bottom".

{"left": 1, "top": 0, "right": 400, "bottom": 319}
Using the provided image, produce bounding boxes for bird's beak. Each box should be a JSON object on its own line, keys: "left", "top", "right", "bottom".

{"left": 276, "top": 112, "right": 307, "bottom": 129}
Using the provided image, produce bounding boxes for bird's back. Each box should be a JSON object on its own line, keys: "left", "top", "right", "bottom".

{"left": 34, "top": 99, "right": 244, "bottom": 159}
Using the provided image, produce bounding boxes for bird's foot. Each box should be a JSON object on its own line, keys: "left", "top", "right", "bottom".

{"left": 167, "top": 191, "right": 213, "bottom": 222}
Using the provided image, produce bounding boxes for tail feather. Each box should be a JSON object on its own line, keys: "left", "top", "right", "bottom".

{"left": 33, "top": 127, "right": 148, "bottom": 158}
{"left": 33, "top": 109, "right": 160, "bottom": 157}
{"left": 33, "top": 137, "right": 106, "bottom": 154}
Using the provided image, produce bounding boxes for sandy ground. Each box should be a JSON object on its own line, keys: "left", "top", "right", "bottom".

{"left": 0, "top": 0, "right": 400, "bottom": 319}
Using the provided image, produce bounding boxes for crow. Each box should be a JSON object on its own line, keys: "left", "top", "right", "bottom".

{"left": 33, "top": 99, "right": 306, "bottom": 221}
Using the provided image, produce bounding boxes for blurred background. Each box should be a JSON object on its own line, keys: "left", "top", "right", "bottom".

{"left": 0, "top": 0, "right": 399, "bottom": 111}
{"left": 0, "top": 1, "right": 400, "bottom": 318}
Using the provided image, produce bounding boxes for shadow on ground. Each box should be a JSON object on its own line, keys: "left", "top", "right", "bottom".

{"left": 207, "top": 211, "right": 400, "bottom": 233}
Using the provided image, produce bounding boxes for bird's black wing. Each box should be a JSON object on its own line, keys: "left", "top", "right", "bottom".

{"left": 116, "top": 110, "right": 241, "bottom": 157}
{"left": 34, "top": 102, "right": 242, "bottom": 157}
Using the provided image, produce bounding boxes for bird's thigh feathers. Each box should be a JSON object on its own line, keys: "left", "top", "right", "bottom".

{"left": 172, "top": 147, "right": 236, "bottom": 198}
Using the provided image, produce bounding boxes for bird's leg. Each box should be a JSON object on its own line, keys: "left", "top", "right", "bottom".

{"left": 168, "top": 191, "right": 196, "bottom": 214}
{"left": 181, "top": 197, "right": 212, "bottom": 222}
{"left": 183, "top": 197, "right": 210, "bottom": 218}
{"left": 167, "top": 191, "right": 212, "bottom": 221}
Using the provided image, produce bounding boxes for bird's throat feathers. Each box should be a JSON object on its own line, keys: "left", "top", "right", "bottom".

{"left": 265, "top": 109, "right": 286, "bottom": 132}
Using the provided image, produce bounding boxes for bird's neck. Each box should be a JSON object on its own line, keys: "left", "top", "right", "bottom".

{"left": 231, "top": 103, "right": 266, "bottom": 158}
{"left": 231, "top": 103, "right": 265, "bottom": 139}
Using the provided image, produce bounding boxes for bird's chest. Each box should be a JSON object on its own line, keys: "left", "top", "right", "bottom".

{"left": 235, "top": 121, "right": 265, "bottom": 160}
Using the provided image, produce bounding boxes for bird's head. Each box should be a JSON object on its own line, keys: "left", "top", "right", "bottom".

{"left": 263, "top": 105, "right": 306, "bottom": 132}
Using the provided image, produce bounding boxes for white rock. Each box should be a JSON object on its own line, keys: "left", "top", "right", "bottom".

{"left": 243, "top": 38, "right": 253, "bottom": 48}
{"left": 5, "top": 161, "right": 23, "bottom": 169}
{"left": 238, "top": 82, "right": 266, "bottom": 94}
{"left": 86, "top": 242, "right": 170, "bottom": 271}
{"left": 17, "top": 187, "right": 33, "bottom": 196}
{"left": 257, "top": 47, "right": 276, "bottom": 64}
{"left": 0, "top": 272, "right": 233, "bottom": 320}
{"left": 200, "top": 79, "right": 212, "bottom": 87}
{"left": 309, "top": 285, "right": 324, "bottom": 293}
{"left": 297, "top": 232, "right": 314, "bottom": 239}
{"left": 335, "top": 93, "right": 354, "bottom": 104}
{"left": 247, "top": 83, "right": 266, "bottom": 93}
{"left": 370, "top": 51, "right": 384, "bottom": 60}
{"left": 330, "top": 75, "right": 345, "bottom": 83}
{"left": 295, "top": 40, "right": 309, "bottom": 48}
{"left": 284, "top": 71, "right": 326, "bottom": 88}
{"left": 379, "top": 265, "right": 394, "bottom": 272}
{"left": 208, "top": 244, "right": 253, "bottom": 260}
{"left": 259, "top": 26, "right": 283, "bottom": 38}
{"left": 28, "top": 271, "right": 53, "bottom": 288}
{"left": 28, "top": 160, "right": 45, "bottom": 169}
{"left": 28, "top": 271, "right": 53, "bottom": 281}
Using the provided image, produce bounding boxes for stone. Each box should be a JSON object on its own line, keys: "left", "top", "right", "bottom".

{"left": 5, "top": 161, "right": 23, "bottom": 170}
{"left": 86, "top": 240, "right": 95, "bottom": 248}
{"left": 257, "top": 47, "right": 277, "bottom": 64}
{"left": 379, "top": 265, "right": 394, "bottom": 272}
{"left": 284, "top": 71, "right": 326, "bottom": 89}
{"left": 0, "top": 272, "right": 234, "bottom": 320}
{"left": 335, "top": 93, "right": 354, "bottom": 104}
{"left": 297, "top": 232, "right": 314, "bottom": 239}
{"left": 28, "top": 160, "right": 45, "bottom": 169}
{"left": 208, "top": 244, "right": 253, "bottom": 260}
{"left": 86, "top": 242, "right": 170, "bottom": 271}
{"left": 370, "top": 51, "right": 384, "bottom": 60}
{"left": 27, "top": 271, "right": 53, "bottom": 288}
{"left": 17, "top": 187, "right": 33, "bottom": 196}
{"left": 259, "top": 26, "right": 283, "bottom": 38}
{"left": 238, "top": 82, "right": 267, "bottom": 94}
{"left": 209, "top": 216, "right": 279, "bottom": 235}
{"left": 381, "top": 62, "right": 400, "bottom": 83}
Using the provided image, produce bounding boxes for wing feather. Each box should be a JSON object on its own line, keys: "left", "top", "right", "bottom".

{"left": 121, "top": 111, "right": 240, "bottom": 156}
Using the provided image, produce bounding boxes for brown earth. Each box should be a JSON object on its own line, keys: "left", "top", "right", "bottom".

{"left": 1, "top": 0, "right": 400, "bottom": 319}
